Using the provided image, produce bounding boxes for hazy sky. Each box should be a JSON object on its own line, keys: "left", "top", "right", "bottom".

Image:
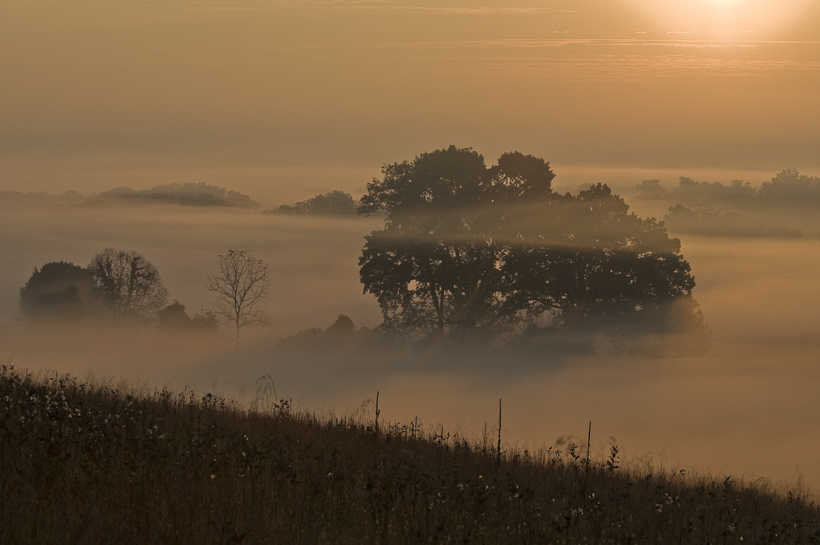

{"left": 2, "top": 0, "right": 820, "bottom": 202}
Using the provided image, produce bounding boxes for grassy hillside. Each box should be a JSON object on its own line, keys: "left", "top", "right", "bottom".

{"left": 1, "top": 363, "right": 818, "bottom": 544}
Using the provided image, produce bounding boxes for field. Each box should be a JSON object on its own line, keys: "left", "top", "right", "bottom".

{"left": 3, "top": 363, "right": 819, "bottom": 544}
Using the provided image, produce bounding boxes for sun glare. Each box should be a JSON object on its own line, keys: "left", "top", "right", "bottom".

{"left": 623, "top": 0, "right": 814, "bottom": 37}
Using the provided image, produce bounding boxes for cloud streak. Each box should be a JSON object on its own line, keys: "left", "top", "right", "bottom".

{"left": 180, "top": 0, "right": 575, "bottom": 13}
{"left": 367, "top": 38, "right": 820, "bottom": 81}
{"left": 475, "top": 55, "right": 820, "bottom": 81}
{"left": 377, "top": 38, "right": 820, "bottom": 50}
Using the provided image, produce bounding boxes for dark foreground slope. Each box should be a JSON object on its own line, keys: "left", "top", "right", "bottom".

{"left": 1, "top": 364, "right": 818, "bottom": 544}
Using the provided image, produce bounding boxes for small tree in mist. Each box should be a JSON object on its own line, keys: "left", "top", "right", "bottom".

{"left": 88, "top": 249, "right": 169, "bottom": 326}
{"left": 19, "top": 261, "right": 95, "bottom": 321}
{"left": 206, "top": 250, "right": 270, "bottom": 349}
{"left": 157, "top": 301, "right": 220, "bottom": 334}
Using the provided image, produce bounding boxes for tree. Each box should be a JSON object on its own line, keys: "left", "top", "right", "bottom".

{"left": 157, "top": 301, "right": 191, "bottom": 330}
{"left": 206, "top": 250, "right": 270, "bottom": 348}
{"left": 358, "top": 146, "right": 504, "bottom": 336}
{"left": 19, "top": 261, "right": 95, "bottom": 321}
{"left": 88, "top": 248, "right": 169, "bottom": 326}
{"left": 325, "top": 313, "right": 356, "bottom": 335}
{"left": 270, "top": 190, "right": 358, "bottom": 216}
{"left": 358, "top": 146, "right": 708, "bottom": 353}
{"left": 157, "top": 300, "right": 220, "bottom": 334}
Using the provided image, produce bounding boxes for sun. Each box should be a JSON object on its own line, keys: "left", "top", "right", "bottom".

{"left": 622, "top": 0, "right": 814, "bottom": 38}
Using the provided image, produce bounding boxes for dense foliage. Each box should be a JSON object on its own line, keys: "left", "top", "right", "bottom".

{"left": 1, "top": 365, "right": 818, "bottom": 544}
{"left": 156, "top": 301, "right": 220, "bottom": 333}
{"left": 359, "top": 146, "right": 707, "bottom": 352}
{"left": 268, "top": 190, "right": 358, "bottom": 216}
{"left": 18, "top": 262, "right": 95, "bottom": 321}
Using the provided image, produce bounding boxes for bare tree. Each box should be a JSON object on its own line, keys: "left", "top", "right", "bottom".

{"left": 88, "top": 248, "right": 169, "bottom": 326}
{"left": 206, "top": 249, "right": 270, "bottom": 348}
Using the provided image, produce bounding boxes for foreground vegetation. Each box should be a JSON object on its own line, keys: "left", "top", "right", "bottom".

{"left": 2, "top": 364, "right": 818, "bottom": 544}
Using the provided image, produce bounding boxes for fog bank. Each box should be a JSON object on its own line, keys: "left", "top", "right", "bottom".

{"left": 2, "top": 204, "right": 820, "bottom": 494}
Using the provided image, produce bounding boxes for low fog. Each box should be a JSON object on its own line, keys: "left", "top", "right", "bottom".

{"left": 2, "top": 197, "right": 820, "bottom": 495}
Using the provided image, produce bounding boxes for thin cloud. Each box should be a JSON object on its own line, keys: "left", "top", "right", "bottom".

{"left": 181, "top": 0, "right": 575, "bottom": 13}
{"left": 475, "top": 55, "right": 820, "bottom": 82}
{"left": 376, "top": 38, "right": 820, "bottom": 50}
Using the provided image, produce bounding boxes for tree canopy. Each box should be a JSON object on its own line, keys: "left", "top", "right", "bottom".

{"left": 93, "top": 183, "right": 259, "bottom": 208}
{"left": 157, "top": 301, "right": 220, "bottom": 334}
{"left": 88, "top": 249, "right": 169, "bottom": 326}
{"left": 269, "top": 190, "right": 358, "bottom": 216}
{"left": 19, "top": 261, "right": 95, "bottom": 321}
{"left": 358, "top": 146, "right": 708, "bottom": 354}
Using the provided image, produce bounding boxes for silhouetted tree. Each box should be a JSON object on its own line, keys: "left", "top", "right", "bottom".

{"left": 270, "top": 190, "right": 358, "bottom": 216}
{"left": 359, "top": 146, "right": 708, "bottom": 353}
{"left": 158, "top": 301, "right": 191, "bottom": 330}
{"left": 206, "top": 250, "right": 270, "bottom": 348}
{"left": 325, "top": 314, "right": 356, "bottom": 335}
{"left": 94, "top": 183, "right": 259, "bottom": 208}
{"left": 19, "top": 261, "right": 95, "bottom": 321}
{"left": 157, "top": 300, "right": 220, "bottom": 334}
{"left": 88, "top": 249, "right": 169, "bottom": 326}
{"left": 276, "top": 313, "right": 373, "bottom": 350}
{"left": 358, "top": 146, "right": 499, "bottom": 335}
{"left": 759, "top": 169, "right": 820, "bottom": 205}
{"left": 634, "top": 179, "right": 667, "bottom": 199}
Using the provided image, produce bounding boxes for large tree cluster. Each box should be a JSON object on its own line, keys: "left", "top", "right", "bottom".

{"left": 358, "top": 146, "right": 708, "bottom": 354}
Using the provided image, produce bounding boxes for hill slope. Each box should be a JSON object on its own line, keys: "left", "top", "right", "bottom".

{"left": 1, "top": 364, "right": 818, "bottom": 544}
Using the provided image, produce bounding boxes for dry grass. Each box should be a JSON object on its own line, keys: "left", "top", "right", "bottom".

{"left": 1, "top": 363, "right": 819, "bottom": 544}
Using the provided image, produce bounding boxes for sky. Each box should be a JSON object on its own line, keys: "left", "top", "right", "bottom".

{"left": 2, "top": 0, "right": 820, "bottom": 204}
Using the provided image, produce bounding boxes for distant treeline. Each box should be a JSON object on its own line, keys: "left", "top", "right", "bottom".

{"left": 636, "top": 169, "right": 820, "bottom": 238}
{"left": 93, "top": 183, "right": 259, "bottom": 208}
{"left": 264, "top": 190, "right": 358, "bottom": 216}
{"left": 0, "top": 189, "right": 84, "bottom": 205}
{"left": 637, "top": 169, "right": 820, "bottom": 207}
{"left": 0, "top": 183, "right": 259, "bottom": 208}
{"left": 0, "top": 184, "right": 366, "bottom": 217}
